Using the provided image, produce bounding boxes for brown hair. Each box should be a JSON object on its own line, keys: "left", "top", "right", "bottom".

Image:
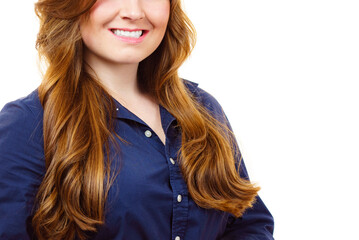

{"left": 32, "top": 0, "right": 260, "bottom": 239}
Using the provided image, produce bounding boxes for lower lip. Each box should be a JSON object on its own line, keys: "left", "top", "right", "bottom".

{"left": 110, "top": 30, "right": 149, "bottom": 44}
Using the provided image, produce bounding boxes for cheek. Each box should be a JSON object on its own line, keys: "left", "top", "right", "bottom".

{"left": 82, "top": 0, "right": 117, "bottom": 31}
{"left": 79, "top": 2, "right": 113, "bottom": 46}
{"left": 79, "top": 21, "right": 91, "bottom": 46}
{"left": 79, "top": 16, "right": 98, "bottom": 47}
{"left": 146, "top": 2, "right": 170, "bottom": 30}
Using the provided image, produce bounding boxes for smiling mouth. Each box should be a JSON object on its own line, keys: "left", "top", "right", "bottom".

{"left": 110, "top": 29, "right": 146, "bottom": 39}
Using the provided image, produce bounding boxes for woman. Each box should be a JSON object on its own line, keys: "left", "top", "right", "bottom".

{"left": 0, "top": 0, "right": 274, "bottom": 239}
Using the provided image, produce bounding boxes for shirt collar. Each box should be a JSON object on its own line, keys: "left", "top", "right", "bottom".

{"left": 112, "top": 79, "right": 199, "bottom": 131}
{"left": 113, "top": 101, "right": 176, "bottom": 134}
{"left": 182, "top": 79, "right": 199, "bottom": 94}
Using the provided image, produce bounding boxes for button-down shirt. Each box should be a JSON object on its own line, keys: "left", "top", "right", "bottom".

{"left": 0, "top": 80, "right": 274, "bottom": 240}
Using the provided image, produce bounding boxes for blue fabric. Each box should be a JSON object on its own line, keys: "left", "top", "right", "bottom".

{"left": 0, "top": 80, "right": 274, "bottom": 240}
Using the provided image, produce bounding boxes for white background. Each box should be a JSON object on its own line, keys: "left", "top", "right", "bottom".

{"left": 1, "top": 1, "right": 359, "bottom": 239}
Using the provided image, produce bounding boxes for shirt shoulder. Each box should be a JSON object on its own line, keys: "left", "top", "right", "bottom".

{"left": 0, "top": 89, "right": 43, "bottom": 122}
{"left": 182, "top": 78, "right": 226, "bottom": 121}
{"left": 0, "top": 89, "right": 44, "bottom": 156}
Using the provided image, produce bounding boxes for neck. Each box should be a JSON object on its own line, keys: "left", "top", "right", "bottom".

{"left": 84, "top": 52, "right": 142, "bottom": 103}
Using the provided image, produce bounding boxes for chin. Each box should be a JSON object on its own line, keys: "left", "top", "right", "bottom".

{"left": 106, "top": 58, "right": 140, "bottom": 65}
{"left": 110, "top": 55, "right": 148, "bottom": 64}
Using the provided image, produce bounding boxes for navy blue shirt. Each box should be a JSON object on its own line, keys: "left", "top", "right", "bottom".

{"left": 0, "top": 80, "right": 274, "bottom": 240}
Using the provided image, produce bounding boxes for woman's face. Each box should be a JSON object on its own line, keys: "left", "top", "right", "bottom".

{"left": 80, "top": 0, "right": 170, "bottom": 65}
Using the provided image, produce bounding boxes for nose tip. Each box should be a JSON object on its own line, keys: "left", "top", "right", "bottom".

{"left": 120, "top": 10, "right": 145, "bottom": 20}
{"left": 119, "top": 2, "right": 145, "bottom": 21}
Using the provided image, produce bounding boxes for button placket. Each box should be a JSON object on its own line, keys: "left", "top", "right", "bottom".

{"left": 166, "top": 126, "right": 188, "bottom": 240}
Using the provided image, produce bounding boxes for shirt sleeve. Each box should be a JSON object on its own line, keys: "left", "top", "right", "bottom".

{"left": 0, "top": 98, "right": 45, "bottom": 240}
{"left": 194, "top": 86, "right": 275, "bottom": 240}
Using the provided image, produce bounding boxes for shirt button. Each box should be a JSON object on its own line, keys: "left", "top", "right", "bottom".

{"left": 175, "top": 236, "right": 180, "bottom": 240}
{"left": 170, "top": 158, "right": 175, "bottom": 165}
{"left": 144, "top": 130, "right": 152, "bottom": 138}
{"left": 116, "top": 108, "right": 119, "bottom": 111}
{"left": 177, "top": 194, "right": 182, "bottom": 203}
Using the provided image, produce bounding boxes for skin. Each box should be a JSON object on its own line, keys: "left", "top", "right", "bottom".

{"left": 80, "top": 0, "right": 170, "bottom": 65}
{"left": 80, "top": 0, "right": 170, "bottom": 144}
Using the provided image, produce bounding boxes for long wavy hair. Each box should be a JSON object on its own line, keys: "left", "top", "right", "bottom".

{"left": 32, "top": 0, "right": 260, "bottom": 239}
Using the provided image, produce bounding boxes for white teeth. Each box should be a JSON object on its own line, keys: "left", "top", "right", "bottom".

{"left": 112, "top": 30, "right": 143, "bottom": 39}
